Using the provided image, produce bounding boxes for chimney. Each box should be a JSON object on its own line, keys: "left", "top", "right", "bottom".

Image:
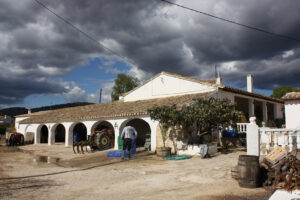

{"left": 27, "top": 108, "right": 31, "bottom": 114}
{"left": 247, "top": 74, "right": 253, "bottom": 93}
{"left": 216, "top": 71, "right": 222, "bottom": 85}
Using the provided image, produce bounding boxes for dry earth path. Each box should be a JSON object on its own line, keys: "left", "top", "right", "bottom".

{"left": 0, "top": 144, "right": 272, "bottom": 200}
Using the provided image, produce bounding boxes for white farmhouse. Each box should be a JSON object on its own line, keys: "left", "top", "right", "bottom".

{"left": 15, "top": 71, "right": 284, "bottom": 151}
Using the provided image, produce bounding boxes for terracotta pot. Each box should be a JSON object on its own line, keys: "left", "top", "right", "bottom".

{"left": 156, "top": 147, "right": 171, "bottom": 157}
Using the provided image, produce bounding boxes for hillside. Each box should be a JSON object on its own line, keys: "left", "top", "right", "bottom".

{"left": 0, "top": 102, "right": 94, "bottom": 117}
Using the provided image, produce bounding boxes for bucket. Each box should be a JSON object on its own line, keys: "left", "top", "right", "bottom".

{"left": 156, "top": 147, "right": 171, "bottom": 157}
{"left": 118, "top": 136, "right": 123, "bottom": 150}
{"left": 237, "top": 155, "right": 260, "bottom": 188}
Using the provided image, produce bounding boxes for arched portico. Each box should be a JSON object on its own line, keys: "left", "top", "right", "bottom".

{"left": 24, "top": 124, "right": 35, "bottom": 144}
{"left": 37, "top": 124, "right": 48, "bottom": 144}
{"left": 68, "top": 122, "right": 87, "bottom": 145}
{"left": 119, "top": 118, "right": 151, "bottom": 148}
{"left": 91, "top": 120, "right": 115, "bottom": 148}
{"left": 50, "top": 124, "right": 66, "bottom": 144}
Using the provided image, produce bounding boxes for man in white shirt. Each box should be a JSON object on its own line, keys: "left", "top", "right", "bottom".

{"left": 121, "top": 125, "right": 137, "bottom": 159}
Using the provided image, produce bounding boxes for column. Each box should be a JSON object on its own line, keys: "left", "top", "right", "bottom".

{"left": 263, "top": 102, "right": 268, "bottom": 122}
{"left": 34, "top": 130, "right": 39, "bottom": 144}
{"left": 248, "top": 99, "right": 254, "bottom": 117}
{"left": 273, "top": 104, "right": 278, "bottom": 119}
{"left": 247, "top": 117, "right": 260, "bottom": 156}
{"left": 64, "top": 122, "right": 72, "bottom": 147}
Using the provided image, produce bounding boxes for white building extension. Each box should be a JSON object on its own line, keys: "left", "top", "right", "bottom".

{"left": 282, "top": 92, "right": 300, "bottom": 129}
{"left": 15, "top": 71, "right": 284, "bottom": 152}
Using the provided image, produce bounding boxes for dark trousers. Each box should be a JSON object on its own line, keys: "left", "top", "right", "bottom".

{"left": 123, "top": 138, "right": 132, "bottom": 158}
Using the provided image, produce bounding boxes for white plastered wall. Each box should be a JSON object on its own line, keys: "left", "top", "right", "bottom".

{"left": 124, "top": 73, "right": 217, "bottom": 102}
{"left": 285, "top": 100, "right": 300, "bottom": 129}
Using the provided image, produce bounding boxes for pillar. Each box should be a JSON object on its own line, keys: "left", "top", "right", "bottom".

{"left": 64, "top": 122, "right": 72, "bottom": 147}
{"left": 34, "top": 130, "right": 39, "bottom": 144}
{"left": 248, "top": 99, "right": 254, "bottom": 117}
{"left": 247, "top": 117, "right": 260, "bottom": 156}
{"left": 263, "top": 102, "right": 268, "bottom": 122}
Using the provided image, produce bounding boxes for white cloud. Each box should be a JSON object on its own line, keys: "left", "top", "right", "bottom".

{"left": 282, "top": 50, "right": 294, "bottom": 58}
{"left": 37, "top": 64, "right": 67, "bottom": 76}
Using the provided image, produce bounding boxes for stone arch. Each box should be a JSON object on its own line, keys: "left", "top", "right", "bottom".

{"left": 51, "top": 124, "right": 66, "bottom": 143}
{"left": 69, "top": 122, "right": 87, "bottom": 143}
{"left": 120, "top": 118, "right": 151, "bottom": 147}
{"left": 38, "top": 124, "right": 48, "bottom": 144}
{"left": 24, "top": 124, "right": 35, "bottom": 144}
{"left": 91, "top": 120, "right": 115, "bottom": 148}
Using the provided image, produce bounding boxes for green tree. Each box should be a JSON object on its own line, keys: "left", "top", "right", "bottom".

{"left": 270, "top": 86, "right": 299, "bottom": 99}
{"left": 111, "top": 74, "right": 140, "bottom": 101}
{"left": 148, "top": 98, "right": 242, "bottom": 149}
{"left": 148, "top": 105, "right": 180, "bottom": 147}
{"left": 182, "top": 98, "right": 242, "bottom": 138}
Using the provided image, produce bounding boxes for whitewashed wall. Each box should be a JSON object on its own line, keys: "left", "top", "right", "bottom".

{"left": 15, "top": 116, "right": 29, "bottom": 132}
{"left": 213, "top": 90, "right": 235, "bottom": 102}
{"left": 123, "top": 73, "right": 217, "bottom": 102}
{"left": 285, "top": 100, "right": 300, "bottom": 129}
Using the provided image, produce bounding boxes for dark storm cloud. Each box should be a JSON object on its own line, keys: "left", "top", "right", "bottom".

{"left": 0, "top": 0, "right": 300, "bottom": 106}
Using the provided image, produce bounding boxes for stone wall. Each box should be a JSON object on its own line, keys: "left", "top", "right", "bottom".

{"left": 156, "top": 124, "right": 188, "bottom": 154}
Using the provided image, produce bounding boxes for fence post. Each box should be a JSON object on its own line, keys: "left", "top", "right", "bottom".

{"left": 247, "top": 117, "right": 260, "bottom": 156}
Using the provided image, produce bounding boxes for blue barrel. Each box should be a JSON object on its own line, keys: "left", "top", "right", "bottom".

{"left": 222, "top": 130, "right": 237, "bottom": 138}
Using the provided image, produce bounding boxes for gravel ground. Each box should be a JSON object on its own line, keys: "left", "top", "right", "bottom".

{"left": 0, "top": 144, "right": 272, "bottom": 200}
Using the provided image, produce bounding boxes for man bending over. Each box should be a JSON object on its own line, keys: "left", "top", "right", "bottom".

{"left": 121, "top": 126, "right": 137, "bottom": 160}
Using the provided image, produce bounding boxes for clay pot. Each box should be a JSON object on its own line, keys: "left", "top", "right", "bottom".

{"left": 156, "top": 147, "right": 171, "bottom": 157}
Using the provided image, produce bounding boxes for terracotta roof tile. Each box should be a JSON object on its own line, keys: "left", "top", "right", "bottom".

{"left": 20, "top": 92, "right": 211, "bottom": 124}
{"left": 282, "top": 92, "right": 300, "bottom": 100}
{"left": 220, "top": 86, "right": 283, "bottom": 103}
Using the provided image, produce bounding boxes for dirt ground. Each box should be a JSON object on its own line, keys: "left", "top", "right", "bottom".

{"left": 0, "top": 144, "right": 272, "bottom": 200}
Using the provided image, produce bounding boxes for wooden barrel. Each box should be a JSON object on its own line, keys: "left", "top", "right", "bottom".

{"left": 238, "top": 155, "right": 260, "bottom": 188}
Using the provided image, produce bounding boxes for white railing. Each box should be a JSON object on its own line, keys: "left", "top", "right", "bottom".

{"left": 246, "top": 117, "right": 300, "bottom": 157}
{"left": 237, "top": 123, "right": 248, "bottom": 133}
{"left": 259, "top": 128, "right": 300, "bottom": 155}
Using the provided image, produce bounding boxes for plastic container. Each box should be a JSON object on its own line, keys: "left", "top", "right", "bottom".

{"left": 222, "top": 130, "right": 237, "bottom": 138}
{"left": 118, "top": 136, "right": 123, "bottom": 150}
{"left": 108, "top": 138, "right": 136, "bottom": 157}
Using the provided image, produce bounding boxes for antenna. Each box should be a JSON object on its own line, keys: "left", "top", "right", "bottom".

{"left": 99, "top": 88, "right": 102, "bottom": 104}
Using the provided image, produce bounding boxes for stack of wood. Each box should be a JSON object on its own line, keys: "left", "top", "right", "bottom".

{"left": 261, "top": 150, "right": 300, "bottom": 191}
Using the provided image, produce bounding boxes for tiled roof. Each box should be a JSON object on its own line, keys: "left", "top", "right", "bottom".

{"left": 20, "top": 92, "right": 211, "bottom": 124}
{"left": 282, "top": 92, "right": 300, "bottom": 101}
{"left": 15, "top": 110, "right": 52, "bottom": 118}
{"left": 220, "top": 86, "right": 283, "bottom": 103}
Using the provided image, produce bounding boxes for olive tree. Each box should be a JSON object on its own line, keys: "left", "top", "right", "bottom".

{"left": 148, "top": 97, "right": 242, "bottom": 149}
{"left": 182, "top": 98, "right": 242, "bottom": 137}
{"left": 148, "top": 105, "right": 180, "bottom": 148}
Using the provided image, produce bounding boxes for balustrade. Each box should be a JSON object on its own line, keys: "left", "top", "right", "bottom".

{"left": 259, "top": 128, "right": 300, "bottom": 155}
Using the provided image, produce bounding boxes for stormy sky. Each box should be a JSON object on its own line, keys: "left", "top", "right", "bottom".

{"left": 0, "top": 0, "right": 300, "bottom": 107}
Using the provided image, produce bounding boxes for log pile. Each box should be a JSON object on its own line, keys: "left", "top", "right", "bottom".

{"left": 261, "top": 152, "right": 300, "bottom": 191}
